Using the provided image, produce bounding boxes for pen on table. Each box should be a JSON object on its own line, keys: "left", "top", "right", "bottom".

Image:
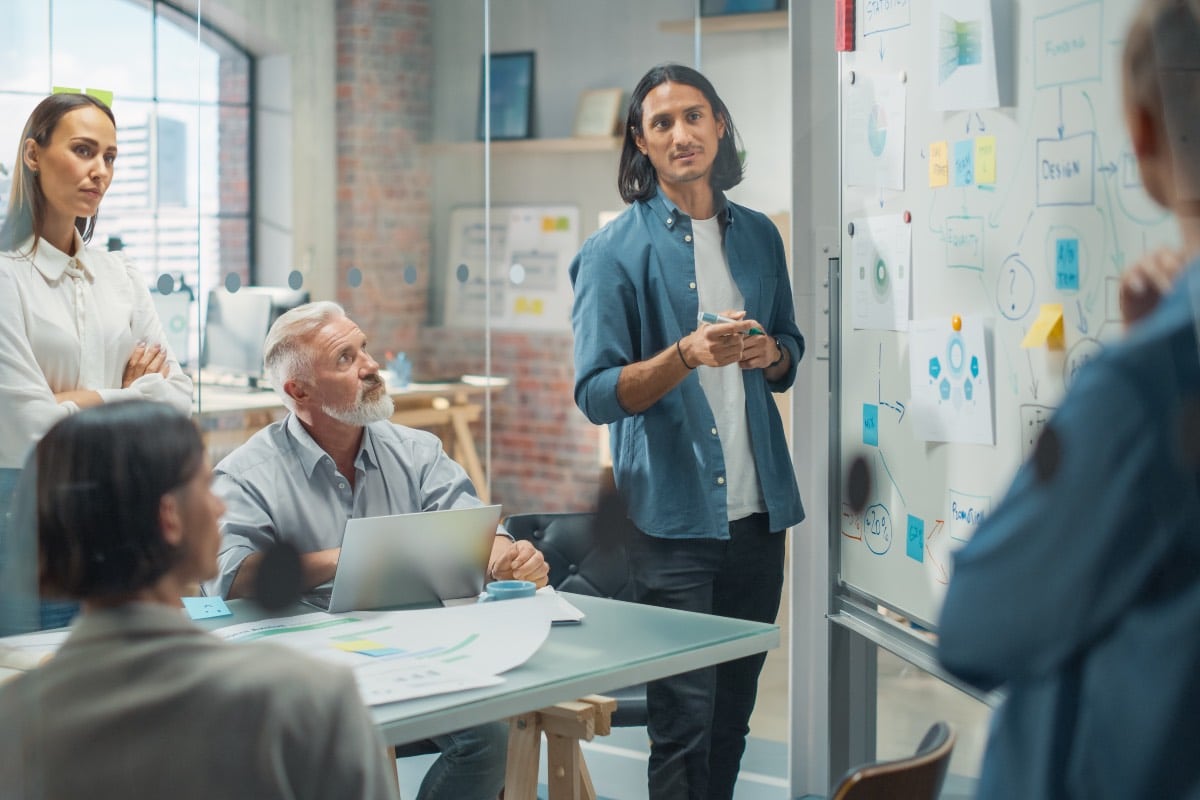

{"left": 697, "top": 311, "right": 764, "bottom": 336}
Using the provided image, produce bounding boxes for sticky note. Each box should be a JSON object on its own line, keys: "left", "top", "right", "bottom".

{"left": 555, "top": 216, "right": 570, "bottom": 231}
{"left": 953, "top": 140, "right": 974, "bottom": 186}
{"left": 1055, "top": 238, "right": 1080, "bottom": 290}
{"left": 906, "top": 515, "right": 924, "bottom": 562}
{"left": 975, "top": 136, "right": 996, "bottom": 184}
{"left": 52, "top": 86, "right": 82, "bottom": 96}
{"left": 863, "top": 403, "right": 879, "bottom": 447}
{"left": 181, "top": 596, "right": 232, "bottom": 620}
{"left": 331, "top": 640, "right": 405, "bottom": 657}
{"left": 929, "top": 141, "right": 949, "bottom": 187}
{"left": 541, "top": 217, "right": 556, "bottom": 232}
{"left": 1020, "top": 303, "right": 1065, "bottom": 349}
{"left": 87, "top": 88, "right": 114, "bottom": 108}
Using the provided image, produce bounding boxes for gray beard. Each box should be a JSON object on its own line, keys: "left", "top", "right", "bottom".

{"left": 323, "top": 389, "right": 394, "bottom": 427}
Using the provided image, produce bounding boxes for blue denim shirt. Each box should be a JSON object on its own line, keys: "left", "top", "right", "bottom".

{"left": 938, "top": 261, "right": 1200, "bottom": 799}
{"left": 570, "top": 187, "right": 805, "bottom": 539}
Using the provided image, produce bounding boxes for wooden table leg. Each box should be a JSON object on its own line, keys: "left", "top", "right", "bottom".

{"left": 450, "top": 407, "right": 489, "bottom": 503}
{"left": 503, "top": 697, "right": 616, "bottom": 800}
{"left": 504, "top": 713, "right": 543, "bottom": 800}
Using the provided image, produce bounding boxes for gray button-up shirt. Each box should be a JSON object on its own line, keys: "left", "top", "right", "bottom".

{"left": 204, "top": 413, "right": 496, "bottom": 598}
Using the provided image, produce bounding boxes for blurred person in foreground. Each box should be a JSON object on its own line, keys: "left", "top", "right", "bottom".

{"left": 0, "top": 401, "right": 397, "bottom": 800}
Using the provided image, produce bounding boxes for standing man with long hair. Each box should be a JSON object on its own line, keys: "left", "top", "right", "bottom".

{"left": 570, "top": 64, "right": 805, "bottom": 799}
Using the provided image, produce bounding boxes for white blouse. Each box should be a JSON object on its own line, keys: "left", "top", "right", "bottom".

{"left": 0, "top": 233, "right": 193, "bottom": 467}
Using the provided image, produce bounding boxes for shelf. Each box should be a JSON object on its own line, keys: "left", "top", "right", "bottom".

{"left": 426, "top": 136, "right": 622, "bottom": 156}
{"left": 659, "top": 10, "right": 787, "bottom": 34}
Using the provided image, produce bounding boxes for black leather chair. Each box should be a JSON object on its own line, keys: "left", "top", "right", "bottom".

{"left": 503, "top": 511, "right": 647, "bottom": 728}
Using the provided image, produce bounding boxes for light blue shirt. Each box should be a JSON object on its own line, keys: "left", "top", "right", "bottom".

{"left": 938, "top": 261, "right": 1200, "bottom": 799}
{"left": 570, "top": 187, "right": 805, "bottom": 538}
{"left": 205, "top": 414, "right": 494, "bottom": 598}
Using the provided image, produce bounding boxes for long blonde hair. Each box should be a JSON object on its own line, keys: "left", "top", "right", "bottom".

{"left": 0, "top": 93, "right": 116, "bottom": 253}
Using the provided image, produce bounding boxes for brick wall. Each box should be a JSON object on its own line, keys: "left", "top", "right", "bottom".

{"left": 335, "top": 0, "right": 603, "bottom": 516}
{"left": 218, "top": 54, "right": 250, "bottom": 284}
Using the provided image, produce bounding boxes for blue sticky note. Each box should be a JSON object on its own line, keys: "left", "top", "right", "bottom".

{"left": 359, "top": 647, "right": 406, "bottom": 657}
{"left": 953, "top": 140, "right": 975, "bottom": 186}
{"left": 863, "top": 403, "right": 879, "bottom": 447}
{"left": 906, "top": 515, "right": 925, "bottom": 563}
{"left": 181, "top": 596, "right": 232, "bottom": 620}
{"left": 1055, "top": 238, "right": 1080, "bottom": 290}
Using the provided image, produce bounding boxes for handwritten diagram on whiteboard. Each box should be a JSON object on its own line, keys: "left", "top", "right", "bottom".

{"left": 443, "top": 205, "right": 579, "bottom": 331}
{"left": 836, "top": 0, "right": 1177, "bottom": 625}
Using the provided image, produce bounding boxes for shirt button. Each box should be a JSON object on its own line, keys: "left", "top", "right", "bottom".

{"left": 684, "top": 234, "right": 692, "bottom": 243}
{"left": 716, "top": 476, "right": 726, "bottom": 486}
{"left": 711, "top": 427, "right": 718, "bottom": 436}
{"left": 689, "top": 281, "right": 696, "bottom": 290}
{"left": 338, "top": 482, "right": 346, "bottom": 490}
{"left": 666, "top": 217, "right": 673, "bottom": 225}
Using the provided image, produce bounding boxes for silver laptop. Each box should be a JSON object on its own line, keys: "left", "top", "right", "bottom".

{"left": 307, "top": 504, "right": 502, "bottom": 613}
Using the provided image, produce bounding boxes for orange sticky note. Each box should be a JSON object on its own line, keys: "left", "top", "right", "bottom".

{"left": 929, "top": 141, "right": 949, "bottom": 188}
{"left": 975, "top": 136, "right": 997, "bottom": 184}
{"left": 541, "top": 217, "right": 556, "bottom": 232}
{"left": 1020, "top": 304, "right": 1065, "bottom": 349}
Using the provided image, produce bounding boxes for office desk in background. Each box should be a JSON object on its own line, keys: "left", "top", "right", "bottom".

{"left": 193, "top": 377, "right": 506, "bottom": 502}
{"left": 194, "top": 593, "right": 779, "bottom": 748}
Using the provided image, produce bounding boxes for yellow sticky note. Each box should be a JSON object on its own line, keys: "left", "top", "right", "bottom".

{"left": 1020, "top": 304, "right": 1065, "bottom": 349}
{"left": 541, "top": 217, "right": 556, "bottom": 232}
{"left": 975, "top": 136, "right": 997, "bottom": 184}
{"left": 929, "top": 141, "right": 949, "bottom": 188}
{"left": 52, "top": 85, "right": 82, "bottom": 96}
{"left": 332, "top": 639, "right": 384, "bottom": 652}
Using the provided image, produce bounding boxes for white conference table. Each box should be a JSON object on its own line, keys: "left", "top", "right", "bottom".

{"left": 196, "top": 593, "right": 779, "bottom": 747}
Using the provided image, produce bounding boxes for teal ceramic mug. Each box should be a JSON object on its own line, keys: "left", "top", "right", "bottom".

{"left": 478, "top": 579, "right": 537, "bottom": 602}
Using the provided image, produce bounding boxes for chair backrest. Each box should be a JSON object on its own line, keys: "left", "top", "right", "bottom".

{"left": 503, "top": 512, "right": 634, "bottom": 600}
{"left": 830, "top": 721, "right": 956, "bottom": 800}
{"left": 503, "top": 511, "right": 648, "bottom": 728}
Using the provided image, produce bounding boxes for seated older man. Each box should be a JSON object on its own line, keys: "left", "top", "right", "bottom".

{"left": 204, "top": 301, "right": 548, "bottom": 800}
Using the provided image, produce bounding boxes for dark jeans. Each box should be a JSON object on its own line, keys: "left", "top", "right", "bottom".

{"left": 627, "top": 513, "right": 786, "bottom": 800}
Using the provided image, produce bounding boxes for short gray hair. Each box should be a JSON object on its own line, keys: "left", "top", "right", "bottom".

{"left": 263, "top": 300, "right": 346, "bottom": 409}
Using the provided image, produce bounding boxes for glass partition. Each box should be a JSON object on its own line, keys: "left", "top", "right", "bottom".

{"left": 1, "top": 1, "right": 802, "bottom": 797}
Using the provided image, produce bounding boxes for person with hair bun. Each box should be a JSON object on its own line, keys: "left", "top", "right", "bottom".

{"left": 0, "top": 401, "right": 398, "bottom": 800}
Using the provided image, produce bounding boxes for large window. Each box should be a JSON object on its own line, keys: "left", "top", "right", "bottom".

{"left": 0, "top": 0, "right": 251, "bottom": 363}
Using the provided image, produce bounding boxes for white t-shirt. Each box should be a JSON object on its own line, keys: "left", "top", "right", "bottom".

{"left": 0, "top": 232, "right": 193, "bottom": 467}
{"left": 692, "top": 215, "right": 765, "bottom": 521}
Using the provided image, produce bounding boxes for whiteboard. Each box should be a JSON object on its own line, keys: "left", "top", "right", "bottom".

{"left": 837, "top": 0, "right": 1177, "bottom": 626}
{"left": 442, "top": 205, "right": 579, "bottom": 331}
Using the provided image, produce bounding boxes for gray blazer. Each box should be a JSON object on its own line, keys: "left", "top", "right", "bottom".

{"left": 0, "top": 603, "right": 398, "bottom": 800}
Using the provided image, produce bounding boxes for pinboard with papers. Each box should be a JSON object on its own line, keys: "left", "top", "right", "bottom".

{"left": 835, "top": 0, "right": 1178, "bottom": 626}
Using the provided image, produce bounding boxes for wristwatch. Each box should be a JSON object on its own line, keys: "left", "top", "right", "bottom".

{"left": 769, "top": 337, "right": 785, "bottom": 367}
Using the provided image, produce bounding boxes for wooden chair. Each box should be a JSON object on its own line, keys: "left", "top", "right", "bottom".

{"left": 830, "top": 721, "right": 956, "bottom": 800}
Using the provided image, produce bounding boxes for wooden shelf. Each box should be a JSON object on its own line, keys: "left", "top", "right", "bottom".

{"left": 659, "top": 10, "right": 787, "bottom": 34}
{"left": 426, "top": 136, "right": 622, "bottom": 156}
